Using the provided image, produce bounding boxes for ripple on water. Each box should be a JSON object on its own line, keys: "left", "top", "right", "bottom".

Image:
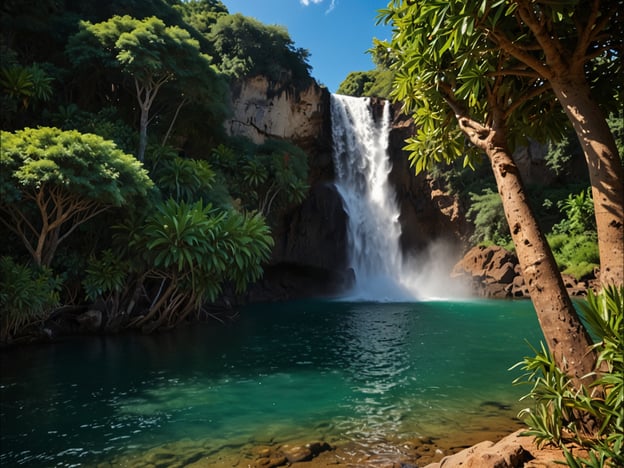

{"left": 0, "top": 299, "right": 541, "bottom": 466}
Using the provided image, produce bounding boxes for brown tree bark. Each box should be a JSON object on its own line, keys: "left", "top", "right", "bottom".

{"left": 489, "top": 0, "right": 624, "bottom": 287}
{"left": 456, "top": 109, "right": 598, "bottom": 390}
{"left": 499, "top": 0, "right": 624, "bottom": 287}
{"left": 550, "top": 77, "right": 624, "bottom": 286}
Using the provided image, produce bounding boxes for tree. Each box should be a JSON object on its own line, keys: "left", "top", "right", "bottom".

{"left": 485, "top": 0, "right": 624, "bottom": 286}
{"left": 210, "top": 139, "right": 309, "bottom": 221}
{"left": 84, "top": 199, "right": 274, "bottom": 332}
{"left": 174, "top": 0, "right": 228, "bottom": 36}
{"left": 208, "top": 13, "right": 312, "bottom": 85}
{"left": 67, "top": 15, "right": 225, "bottom": 161}
{"left": 386, "top": 0, "right": 624, "bottom": 285}
{"left": 0, "top": 127, "right": 152, "bottom": 267}
{"left": 337, "top": 70, "right": 394, "bottom": 99}
{"left": 380, "top": 1, "right": 598, "bottom": 391}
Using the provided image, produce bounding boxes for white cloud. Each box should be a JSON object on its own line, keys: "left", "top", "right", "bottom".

{"left": 300, "top": 0, "right": 337, "bottom": 14}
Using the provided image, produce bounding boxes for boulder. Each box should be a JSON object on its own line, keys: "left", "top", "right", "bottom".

{"left": 452, "top": 246, "right": 520, "bottom": 298}
{"left": 452, "top": 245, "right": 592, "bottom": 298}
{"left": 422, "top": 430, "right": 586, "bottom": 468}
{"left": 75, "top": 309, "right": 102, "bottom": 332}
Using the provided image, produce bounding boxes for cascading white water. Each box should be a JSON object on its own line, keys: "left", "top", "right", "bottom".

{"left": 331, "top": 94, "right": 418, "bottom": 301}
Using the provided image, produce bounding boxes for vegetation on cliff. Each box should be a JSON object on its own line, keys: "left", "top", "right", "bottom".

{"left": 0, "top": 0, "right": 312, "bottom": 343}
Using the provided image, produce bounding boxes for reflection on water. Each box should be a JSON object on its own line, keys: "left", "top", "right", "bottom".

{"left": 0, "top": 300, "right": 541, "bottom": 466}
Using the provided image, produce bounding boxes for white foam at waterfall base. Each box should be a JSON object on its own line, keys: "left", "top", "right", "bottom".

{"left": 330, "top": 94, "right": 469, "bottom": 302}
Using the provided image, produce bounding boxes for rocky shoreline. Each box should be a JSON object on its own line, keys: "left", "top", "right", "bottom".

{"left": 103, "top": 425, "right": 576, "bottom": 468}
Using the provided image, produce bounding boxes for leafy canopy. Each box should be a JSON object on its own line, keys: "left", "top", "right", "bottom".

{"left": 0, "top": 127, "right": 152, "bottom": 266}
{"left": 378, "top": 0, "right": 573, "bottom": 173}
{"left": 208, "top": 13, "right": 312, "bottom": 85}
{"left": 0, "top": 127, "right": 151, "bottom": 205}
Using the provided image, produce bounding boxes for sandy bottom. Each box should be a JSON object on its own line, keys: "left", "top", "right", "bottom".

{"left": 101, "top": 411, "right": 526, "bottom": 468}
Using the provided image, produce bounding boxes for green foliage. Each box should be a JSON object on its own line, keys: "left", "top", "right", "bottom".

{"left": 101, "top": 198, "right": 274, "bottom": 330}
{"left": 211, "top": 139, "right": 309, "bottom": 220}
{"left": 0, "top": 256, "right": 61, "bottom": 342}
{"left": 45, "top": 105, "right": 138, "bottom": 154}
{"left": 66, "top": 14, "right": 227, "bottom": 160}
{"left": 511, "top": 286, "right": 624, "bottom": 467}
{"left": 553, "top": 188, "right": 596, "bottom": 235}
{"left": 0, "top": 62, "right": 55, "bottom": 129}
{"left": 0, "top": 63, "right": 53, "bottom": 106}
{"left": 0, "top": 0, "right": 316, "bottom": 335}
{"left": 0, "top": 127, "right": 152, "bottom": 266}
{"left": 337, "top": 69, "right": 394, "bottom": 99}
{"left": 174, "top": 0, "right": 228, "bottom": 35}
{"left": 378, "top": 0, "right": 573, "bottom": 174}
{"left": 543, "top": 187, "right": 599, "bottom": 279}
{"left": 208, "top": 13, "right": 311, "bottom": 85}
{"left": 466, "top": 188, "right": 510, "bottom": 246}
{"left": 83, "top": 249, "right": 128, "bottom": 302}
{"left": 545, "top": 130, "right": 585, "bottom": 179}
{"left": 0, "top": 127, "right": 151, "bottom": 205}
{"left": 547, "top": 232, "right": 599, "bottom": 279}
{"left": 149, "top": 151, "right": 216, "bottom": 203}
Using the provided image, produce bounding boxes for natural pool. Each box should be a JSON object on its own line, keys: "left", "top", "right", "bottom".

{"left": 0, "top": 299, "right": 543, "bottom": 466}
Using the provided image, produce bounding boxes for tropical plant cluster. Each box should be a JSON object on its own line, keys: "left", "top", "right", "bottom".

{"left": 0, "top": 0, "right": 313, "bottom": 342}
{"left": 512, "top": 286, "right": 624, "bottom": 467}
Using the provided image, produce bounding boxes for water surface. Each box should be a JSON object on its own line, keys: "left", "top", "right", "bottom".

{"left": 0, "top": 299, "right": 542, "bottom": 466}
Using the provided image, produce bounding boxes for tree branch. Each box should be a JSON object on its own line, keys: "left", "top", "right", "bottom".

{"left": 438, "top": 82, "right": 491, "bottom": 151}
{"left": 514, "top": 0, "right": 570, "bottom": 74}
{"left": 487, "top": 28, "right": 552, "bottom": 78}
{"left": 504, "top": 81, "right": 552, "bottom": 119}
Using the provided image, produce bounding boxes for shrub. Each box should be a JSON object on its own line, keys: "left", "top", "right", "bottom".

{"left": 0, "top": 256, "right": 62, "bottom": 342}
{"left": 466, "top": 188, "right": 510, "bottom": 246}
{"left": 511, "top": 286, "right": 624, "bottom": 467}
{"left": 547, "top": 232, "right": 599, "bottom": 279}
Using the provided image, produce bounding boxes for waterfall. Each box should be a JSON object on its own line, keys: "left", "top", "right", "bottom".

{"left": 331, "top": 94, "right": 418, "bottom": 301}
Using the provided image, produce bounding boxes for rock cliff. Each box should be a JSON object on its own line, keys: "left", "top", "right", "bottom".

{"left": 382, "top": 99, "right": 471, "bottom": 254}
{"left": 226, "top": 76, "right": 328, "bottom": 157}
{"left": 227, "top": 77, "right": 471, "bottom": 299}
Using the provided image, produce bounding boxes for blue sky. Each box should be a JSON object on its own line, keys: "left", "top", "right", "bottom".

{"left": 221, "top": 0, "right": 392, "bottom": 92}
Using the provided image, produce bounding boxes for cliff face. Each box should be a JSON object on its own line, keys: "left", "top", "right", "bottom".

{"left": 226, "top": 77, "right": 350, "bottom": 299}
{"left": 370, "top": 98, "right": 471, "bottom": 255}
{"left": 226, "top": 77, "right": 326, "bottom": 155}
{"left": 227, "top": 77, "right": 469, "bottom": 299}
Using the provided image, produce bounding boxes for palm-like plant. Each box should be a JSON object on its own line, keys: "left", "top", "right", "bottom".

{"left": 91, "top": 198, "right": 273, "bottom": 332}
{"left": 512, "top": 286, "right": 624, "bottom": 467}
{"left": 0, "top": 64, "right": 53, "bottom": 109}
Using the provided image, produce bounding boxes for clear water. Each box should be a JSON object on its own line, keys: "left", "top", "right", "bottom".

{"left": 0, "top": 299, "right": 542, "bottom": 466}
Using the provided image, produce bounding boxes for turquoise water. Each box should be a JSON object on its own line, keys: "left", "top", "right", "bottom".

{"left": 0, "top": 299, "right": 542, "bottom": 466}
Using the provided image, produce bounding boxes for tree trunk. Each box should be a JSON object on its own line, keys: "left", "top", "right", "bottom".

{"left": 138, "top": 105, "right": 149, "bottom": 163}
{"left": 457, "top": 112, "right": 598, "bottom": 390}
{"left": 550, "top": 77, "right": 624, "bottom": 287}
{"left": 491, "top": 133, "right": 598, "bottom": 389}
